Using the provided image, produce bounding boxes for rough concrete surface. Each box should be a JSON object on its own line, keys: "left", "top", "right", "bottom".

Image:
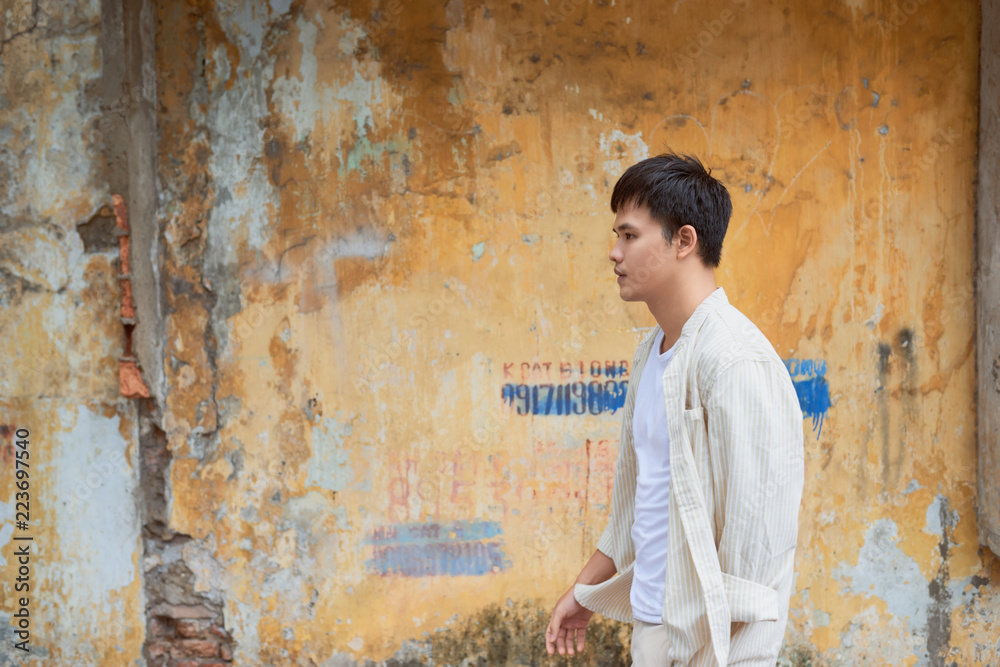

{"left": 0, "top": 0, "right": 997, "bottom": 665}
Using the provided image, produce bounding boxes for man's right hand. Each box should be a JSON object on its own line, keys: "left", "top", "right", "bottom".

{"left": 545, "top": 585, "right": 594, "bottom": 657}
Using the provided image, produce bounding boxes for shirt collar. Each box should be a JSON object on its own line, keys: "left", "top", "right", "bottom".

{"left": 642, "top": 286, "right": 729, "bottom": 350}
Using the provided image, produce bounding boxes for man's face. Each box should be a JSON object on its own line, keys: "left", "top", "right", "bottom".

{"left": 609, "top": 205, "right": 678, "bottom": 303}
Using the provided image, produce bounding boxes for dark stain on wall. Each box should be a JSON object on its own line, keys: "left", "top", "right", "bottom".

{"left": 992, "top": 353, "right": 1000, "bottom": 394}
{"left": 876, "top": 341, "right": 892, "bottom": 488}
{"left": 895, "top": 327, "right": 918, "bottom": 487}
{"left": 77, "top": 205, "right": 119, "bottom": 253}
{"left": 926, "top": 496, "right": 955, "bottom": 666}
{"left": 876, "top": 328, "right": 919, "bottom": 489}
{"left": 425, "top": 600, "right": 631, "bottom": 667}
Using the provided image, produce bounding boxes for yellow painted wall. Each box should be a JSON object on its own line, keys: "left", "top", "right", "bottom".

{"left": 1, "top": 0, "right": 993, "bottom": 664}
{"left": 154, "top": 0, "right": 996, "bottom": 664}
{"left": 0, "top": 1, "right": 147, "bottom": 664}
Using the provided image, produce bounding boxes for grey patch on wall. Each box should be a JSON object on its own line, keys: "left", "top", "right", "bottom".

{"left": 0, "top": 267, "right": 29, "bottom": 309}
{"left": 926, "top": 496, "right": 956, "bottom": 666}
{"left": 0, "top": 612, "right": 51, "bottom": 663}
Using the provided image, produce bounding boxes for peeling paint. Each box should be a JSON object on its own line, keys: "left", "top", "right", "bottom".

{"left": 2, "top": 0, "right": 994, "bottom": 664}
{"left": 306, "top": 414, "right": 355, "bottom": 493}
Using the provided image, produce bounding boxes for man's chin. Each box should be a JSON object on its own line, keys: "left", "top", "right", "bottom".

{"left": 617, "top": 285, "right": 640, "bottom": 302}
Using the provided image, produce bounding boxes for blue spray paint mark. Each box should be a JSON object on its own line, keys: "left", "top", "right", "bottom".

{"left": 368, "top": 542, "right": 509, "bottom": 577}
{"left": 502, "top": 381, "right": 628, "bottom": 416}
{"left": 366, "top": 520, "right": 511, "bottom": 577}
{"left": 793, "top": 375, "right": 830, "bottom": 438}
{"left": 783, "top": 358, "right": 830, "bottom": 439}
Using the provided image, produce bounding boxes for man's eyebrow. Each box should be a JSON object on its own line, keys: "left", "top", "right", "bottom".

{"left": 612, "top": 222, "right": 637, "bottom": 233}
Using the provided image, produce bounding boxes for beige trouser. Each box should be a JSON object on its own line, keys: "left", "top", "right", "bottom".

{"left": 630, "top": 620, "right": 674, "bottom": 667}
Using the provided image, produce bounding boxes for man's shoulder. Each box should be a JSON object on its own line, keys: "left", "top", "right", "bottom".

{"left": 688, "top": 300, "right": 786, "bottom": 388}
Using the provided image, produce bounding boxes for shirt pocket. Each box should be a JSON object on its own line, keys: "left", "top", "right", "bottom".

{"left": 721, "top": 572, "right": 779, "bottom": 622}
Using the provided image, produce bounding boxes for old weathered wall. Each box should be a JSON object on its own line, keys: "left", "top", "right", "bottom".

{"left": 0, "top": 0, "right": 146, "bottom": 664}
{"left": 150, "top": 1, "right": 997, "bottom": 665}
{"left": 977, "top": 0, "right": 1000, "bottom": 559}
{"left": 1, "top": 0, "right": 994, "bottom": 665}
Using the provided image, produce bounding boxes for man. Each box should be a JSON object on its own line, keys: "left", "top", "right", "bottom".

{"left": 544, "top": 153, "right": 804, "bottom": 666}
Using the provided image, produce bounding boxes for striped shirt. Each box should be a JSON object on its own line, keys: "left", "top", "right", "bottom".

{"left": 574, "top": 287, "right": 805, "bottom": 666}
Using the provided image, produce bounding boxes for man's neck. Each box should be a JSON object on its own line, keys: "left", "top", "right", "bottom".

{"left": 647, "top": 272, "right": 718, "bottom": 354}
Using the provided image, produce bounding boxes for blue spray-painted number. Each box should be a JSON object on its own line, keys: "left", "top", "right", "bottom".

{"left": 365, "top": 520, "right": 511, "bottom": 577}
{"left": 368, "top": 542, "right": 509, "bottom": 577}
{"left": 501, "top": 381, "right": 628, "bottom": 416}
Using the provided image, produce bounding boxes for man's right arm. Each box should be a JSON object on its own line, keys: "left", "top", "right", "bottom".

{"left": 575, "top": 548, "right": 617, "bottom": 585}
{"left": 545, "top": 549, "right": 617, "bottom": 656}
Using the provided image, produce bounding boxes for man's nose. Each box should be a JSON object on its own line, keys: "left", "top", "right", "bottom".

{"left": 609, "top": 241, "right": 622, "bottom": 263}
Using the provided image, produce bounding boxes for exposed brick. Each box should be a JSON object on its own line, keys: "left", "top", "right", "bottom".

{"left": 176, "top": 638, "right": 219, "bottom": 658}
{"left": 152, "top": 603, "right": 217, "bottom": 619}
{"left": 149, "top": 616, "right": 174, "bottom": 637}
{"left": 209, "top": 624, "right": 231, "bottom": 641}
{"left": 219, "top": 643, "right": 233, "bottom": 661}
{"left": 175, "top": 662, "right": 200, "bottom": 667}
{"left": 177, "top": 618, "right": 211, "bottom": 638}
{"left": 146, "top": 640, "right": 172, "bottom": 659}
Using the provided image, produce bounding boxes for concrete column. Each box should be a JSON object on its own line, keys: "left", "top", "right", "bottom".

{"left": 977, "top": 0, "right": 1000, "bottom": 556}
{"left": 123, "top": 0, "right": 165, "bottom": 403}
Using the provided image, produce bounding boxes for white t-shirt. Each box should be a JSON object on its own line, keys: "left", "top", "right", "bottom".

{"left": 630, "top": 327, "right": 678, "bottom": 623}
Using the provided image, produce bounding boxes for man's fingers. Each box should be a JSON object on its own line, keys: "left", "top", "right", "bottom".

{"left": 545, "top": 609, "right": 563, "bottom": 655}
{"left": 556, "top": 626, "right": 568, "bottom": 655}
{"left": 576, "top": 625, "right": 587, "bottom": 653}
{"left": 545, "top": 619, "right": 556, "bottom": 654}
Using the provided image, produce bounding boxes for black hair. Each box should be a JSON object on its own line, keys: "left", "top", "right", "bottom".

{"left": 610, "top": 152, "right": 732, "bottom": 268}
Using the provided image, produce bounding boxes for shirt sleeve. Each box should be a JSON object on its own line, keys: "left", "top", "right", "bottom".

{"left": 705, "top": 358, "right": 805, "bottom": 591}
{"left": 595, "top": 422, "right": 637, "bottom": 572}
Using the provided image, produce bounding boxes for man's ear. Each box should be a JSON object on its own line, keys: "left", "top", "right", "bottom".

{"left": 676, "top": 225, "right": 698, "bottom": 258}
